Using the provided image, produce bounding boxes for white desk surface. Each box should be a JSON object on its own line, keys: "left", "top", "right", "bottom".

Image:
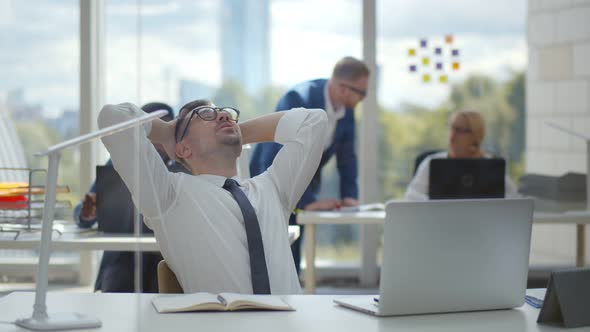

{"left": 297, "top": 210, "right": 590, "bottom": 225}
{"left": 0, "top": 225, "right": 300, "bottom": 251}
{"left": 0, "top": 292, "right": 567, "bottom": 332}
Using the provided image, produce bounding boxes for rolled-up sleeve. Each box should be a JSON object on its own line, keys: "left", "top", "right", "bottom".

{"left": 97, "top": 103, "right": 179, "bottom": 222}
{"left": 264, "top": 108, "right": 328, "bottom": 213}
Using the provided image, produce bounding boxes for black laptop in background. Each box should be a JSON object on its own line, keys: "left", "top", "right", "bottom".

{"left": 428, "top": 158, "right": 506, "bottom": 199}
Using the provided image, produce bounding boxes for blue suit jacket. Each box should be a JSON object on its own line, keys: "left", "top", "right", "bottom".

{"left": 249, "top": 79, "right": 358, "bottom": 209}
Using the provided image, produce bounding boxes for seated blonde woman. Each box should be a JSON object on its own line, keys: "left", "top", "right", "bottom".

{"left": 405, "top": 110, "right": 517, "bottom": 200}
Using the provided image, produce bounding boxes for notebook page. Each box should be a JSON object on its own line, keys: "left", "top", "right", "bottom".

{"left": 219, "top": 293, "right": 294, "bottom": 311}
{"left": 152, "top": 293, "right": 223, "bottom": 313}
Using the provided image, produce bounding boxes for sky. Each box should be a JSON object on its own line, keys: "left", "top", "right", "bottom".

{"left": 0, "top": 0, "right": 527, "bottom": 117}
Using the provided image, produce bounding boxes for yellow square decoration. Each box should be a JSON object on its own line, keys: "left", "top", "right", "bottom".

{"left": 422, "top": 74, "right": 430, "bottom": 83}
{"left": 439, "top": 75, "right": 448, "bottom": 83}
{"left": 452, "top": 62, "right": 460, "bottom": 70}
{"left": 408, "top": 48, "right": 416, "bottom": 56}
{"left": 422, "top": 57, "right": 430, "bottom": 66}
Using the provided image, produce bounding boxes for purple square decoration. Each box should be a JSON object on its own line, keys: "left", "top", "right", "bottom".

{"left": 435, "top": 47, "right": 442, "bottom": 55}
{"left": 420, "top": 39, "right": 427, "bottom": 48}
{"left": 409, "top": 65, "right": 417, "bottom": 72}
{"left": 436, "top": 63, "right": 443, "bottom": 70}
{"left": 452, "top": 49, "right": 460, "bottom": 56}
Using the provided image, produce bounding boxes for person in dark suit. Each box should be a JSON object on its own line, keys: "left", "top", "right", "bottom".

{"left": 73, "top": 102, "right": 188, "bottom": 292}
{"left": 249, "top": 57, "right": 370, "bottom": 274}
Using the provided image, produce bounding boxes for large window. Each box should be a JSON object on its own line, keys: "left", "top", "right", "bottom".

{"left": 0, "top": 0, "right": 80, "bottom": 282}
{"left": 0, "top": 0, "right": 80, "bottom": 212}
{"left": 271, "top": 0, "right": 363, "bottom": 267}
{"left": 103, "top": 0, "right": 363, "bottom": 268}
{"left": 105, "top": 0, "right": 275, "bottom": 121}
{"left": 376, "top": 0, "right": 527, "bottom": 200}
{"left": 376, "top": 0, "right": 528, "bottom": 261}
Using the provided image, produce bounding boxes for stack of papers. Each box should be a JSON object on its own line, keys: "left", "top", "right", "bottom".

{"left": 525, "top": 289, "right": 546, "bottom": 308}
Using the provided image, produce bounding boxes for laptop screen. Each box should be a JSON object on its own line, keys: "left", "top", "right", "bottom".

{"left": 428, "top": 158, "right": 505, "bottom": 199}
{"left": 96, "top": 165, "right": 147, "bottom": 233}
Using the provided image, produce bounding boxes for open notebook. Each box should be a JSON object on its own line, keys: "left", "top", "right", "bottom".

{"left": 152, "top": 292, "right": 294, "bottom": 313}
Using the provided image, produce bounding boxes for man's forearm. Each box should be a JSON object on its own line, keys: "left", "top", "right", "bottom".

{"left": 98, "top": 103, "right": 177, "bottom": 218}
{"left": 239, "top": 112, "right": 286, "bottom": 145}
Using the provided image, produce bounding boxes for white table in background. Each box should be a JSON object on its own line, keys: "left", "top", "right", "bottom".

{"left": 0, "top": 292, "right": 566, "bottom": 332}
{"left": 0, "top": 225, "right": 300, "bottom": 251}
{"left": 0, "top": 224, "right": 299, "bottom": 285}
{"left": 298, "top": 210, "right": 590, "bottom": 294}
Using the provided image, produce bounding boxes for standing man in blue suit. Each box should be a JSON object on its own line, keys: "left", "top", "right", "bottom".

{"left": 249, "top": 57, "right": 370, "bottom": 274}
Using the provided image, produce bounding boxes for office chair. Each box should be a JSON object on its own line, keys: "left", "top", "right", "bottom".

{"left": 157, "top": 260, "right": 183, "bottom": 294}
{"left": 413, "top": 149, "right": 444, "bottom": 176}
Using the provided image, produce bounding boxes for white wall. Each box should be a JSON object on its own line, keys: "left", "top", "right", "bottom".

{"left": 527, "top": 0, "right": 590, "bottom": 265}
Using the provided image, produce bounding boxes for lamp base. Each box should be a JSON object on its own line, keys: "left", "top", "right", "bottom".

{"left": 15, "top": 313, "right": 101, "bottom": 331}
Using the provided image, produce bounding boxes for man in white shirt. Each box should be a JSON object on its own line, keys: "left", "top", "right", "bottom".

{"left": 98, "top": 100, "right": 328, "bottom": 294}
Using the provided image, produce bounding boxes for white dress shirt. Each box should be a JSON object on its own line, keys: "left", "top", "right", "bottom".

{"left": 404, "top": 151, "right": 518, "bottom": 200}
{"left": 98, "top": 103, "right": 328, "bottom": 294}
{"left": 323, "top": 83, "right": 346, "bottom": 150}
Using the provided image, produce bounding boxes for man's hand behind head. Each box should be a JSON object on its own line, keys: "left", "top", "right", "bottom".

{"left": 147, "top": 117, "right": 179, "bottom": 162}
{"left": 163, "top": 119, "right": 179, "bottom": 161}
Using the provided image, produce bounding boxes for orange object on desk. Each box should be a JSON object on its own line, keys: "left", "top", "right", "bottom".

{"left": 0, "top": 181, "right": 69, "bottom": 197}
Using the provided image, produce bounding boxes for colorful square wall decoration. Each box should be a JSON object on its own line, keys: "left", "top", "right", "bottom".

{"left": 406, "top": 35, "right": 461, "bottom": 85}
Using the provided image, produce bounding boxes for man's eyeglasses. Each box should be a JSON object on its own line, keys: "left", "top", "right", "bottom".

{"left": 175, "top": 106, "right": 240, "bottom": 142}
{"left": 339, "top": 83, "right": 367, "bottom": 98}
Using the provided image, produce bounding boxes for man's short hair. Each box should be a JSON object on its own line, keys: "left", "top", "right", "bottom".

{"left": 177, "top": 99, "right": 213, "bottom": 119}
{"left": 141, "top": 102, "right": 174, "bottom": 122}
{"left": 332, "top": 56, "right": 370, "bottom": 82}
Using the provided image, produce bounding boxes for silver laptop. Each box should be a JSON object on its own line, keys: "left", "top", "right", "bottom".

{"left": 335, "top": 199, "right": 534, "bottom": 316}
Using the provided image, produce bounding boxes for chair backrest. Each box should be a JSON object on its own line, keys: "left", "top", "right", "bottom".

{"left": 157, "top": 260, "right": 183, "bottom": 294}
{"left": 413, "top": 149, "right": 444, "bottom": 176}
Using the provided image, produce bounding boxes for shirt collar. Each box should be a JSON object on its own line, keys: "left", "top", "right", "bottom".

{"left": 324, "top": 83, "right": 346, "bottom": 121}
{"left": 197, "top": 174, "right": 242, "bottom": 188}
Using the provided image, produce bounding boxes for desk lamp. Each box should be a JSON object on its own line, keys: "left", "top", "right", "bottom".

{"left": 15, "top": 110, "right": 167, "bottom": 331}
